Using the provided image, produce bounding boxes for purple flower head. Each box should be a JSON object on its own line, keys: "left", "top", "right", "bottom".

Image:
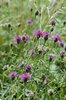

{"left": 26, "top": 18, "right": 33, "bottom": 24}
{"left": 20, "top": 72, "right": 31, "bottom": 82}
{"left": 22, "top": 35, "right": 28, "bottom": 43}
{"left": 26, "top": 64, "right": 31, "bottom": 72}
{"left": 33, "top": 29, "right": 42, "bottom": 38}
{"left": 8, "top": 71, "right": 17, "bottom": 79}
{"left": 14, "top": 35, "right": 22, "bottom": 44}
{"left": 52, "top": 34, "right": 61, "bottom": 42}
{"left": 41, "top": 32, "right": 49, "bottom": 40}
{"left": 57, "top": 40, "right": 64, "bottom": 47}
{"left": 60, "top": 51, "right": 65, "bottom": 58}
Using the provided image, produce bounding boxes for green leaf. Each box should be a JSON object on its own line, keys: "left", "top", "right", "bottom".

{"left": 0, "top": 35, "right": 4, "bottom": 45}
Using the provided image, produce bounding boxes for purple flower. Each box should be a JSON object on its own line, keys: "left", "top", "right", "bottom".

{"left": 52, "top": 34, "right": 61, "bottom": 42}
{"left": 26, "top": 64, "right": 31, "bottom": 72}
{"left": 8, "top": 71, "right": 17, "bottom": 79}
{"left": 26, "top": 18, "right": 33, "bottom": 24}
{"left": 41, "top": 32, "right": 49, "bottom": 40}
{"left": 20, "top": 73, "right": 31, "bottom": 82}
{"left": 33, "top": 29, "right": 42, "bottom": 38}
{"left": 14, "top": 35, "right": 22, "bottom": 44}
{"left": 57, "top": 40, "right": 64, "bottom": 47}
{"left": 22, "top": 35, "right": 28, "bottom": 43}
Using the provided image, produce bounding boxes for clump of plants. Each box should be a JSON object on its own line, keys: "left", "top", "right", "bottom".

{"left": 0, "top": 0, "right": 66, "bottom": 100}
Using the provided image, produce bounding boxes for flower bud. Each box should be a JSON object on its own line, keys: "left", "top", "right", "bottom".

{"left": 48, "top": 89, "right": 54, "bottom": 96}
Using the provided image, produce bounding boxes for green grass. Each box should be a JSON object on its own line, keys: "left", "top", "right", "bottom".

{"left": 0, "top": 0, "right": 66, "bottom": 100}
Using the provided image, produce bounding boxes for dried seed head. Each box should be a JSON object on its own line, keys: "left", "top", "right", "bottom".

{"left": 37, "top": 44, "right": 43, "bottom": 53}
{"left": 26, "top": 90, "right": 34, "bottom": 100}
{"left": 48, "top": 53, "right": 54, "bottom": 62}
{"left": 48, "top": 89, "right": 54, "bottom": 96}
{"left": 60, "top": 50, "right": 65, "bottom": 58}
{"left": 49, "top": 18, "right": 56, "bottom": 26}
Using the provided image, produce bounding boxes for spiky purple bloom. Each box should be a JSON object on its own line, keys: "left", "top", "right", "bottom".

{"left": 26, "top": 18, "right": 33, "bottom": 24}
{"left": 52, "top": 34, "right": 61, "bottom": 42}
{"left": 8, "top": 71, "right": 17, "bottom": 78}
{"left": 20, "top": 73, "right": 31, "bottom": 82}
{"left": 57, "top": 40, "right": 64, "bottom": 47}
{"left": 22, "top": 35, "right": 28, "bottom": 43}
{"left": 26, "top": 64, "right": 31, "bottom": 72}
{"left": 33, "top": 29, "right": 42, "bottom": 38}
{"left": 41, "top": 32, "right": 49, "bottom": 40}
{"left": 14, "top": 35, "right": 22, "bottom": 43}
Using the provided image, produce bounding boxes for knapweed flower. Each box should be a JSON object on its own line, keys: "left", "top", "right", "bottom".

{"left": 60, "top": 51, "right": 65, "bottom": 58}
{"left": 26, "top": 64, "right": 31, "bottom": 72}
{"left": 48, "top": 89, "right": 54, "bottom": 96}
{"left": 41, "top": 75, "right": 48, "bottom": 85}
{"left": 14, "top": 35, "right": 22, "bottom": 43}
{"left": 28, "top": 48, "right": 36, "bottom": 57}
{"left": 26, "top": 90, "right": 34, "bottom": 100}
{"left": 41, "top": 32, "right": 49, "bottom": 40}
{"left": 52, "top": 34, "right": 61, "bottom": 42}
{"left": 3, "top": 65, "right": 9, "bottom": 70}
{"left": 49, "top": 18, "right": 56, "bottom": 26}
{"left": 48, "top": 53, "right": 54, "bottom": 62}
{"left": 8, "top": 71, "right": 17, "bottom": 79}
{"left": 20, "top": 73, "right": 31, "bottom": 82}
{"left": 37, "top": 44, "right": 44, "bottom": 53}
{"left": 57, "top": 40, "right": 64, "bottom": 47}
{"left": 22, "top": 35, "right": 28, "bottom": 43}
{"left": 26, "top": 18, "right": 33, "bottom": 24}
{"left": 33, "top": 29, "right": 42, "bottom": 38}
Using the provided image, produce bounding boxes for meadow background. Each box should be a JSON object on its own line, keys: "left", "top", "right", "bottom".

{"left": 0, "top": 0, "right": 66, "bottom": 100}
